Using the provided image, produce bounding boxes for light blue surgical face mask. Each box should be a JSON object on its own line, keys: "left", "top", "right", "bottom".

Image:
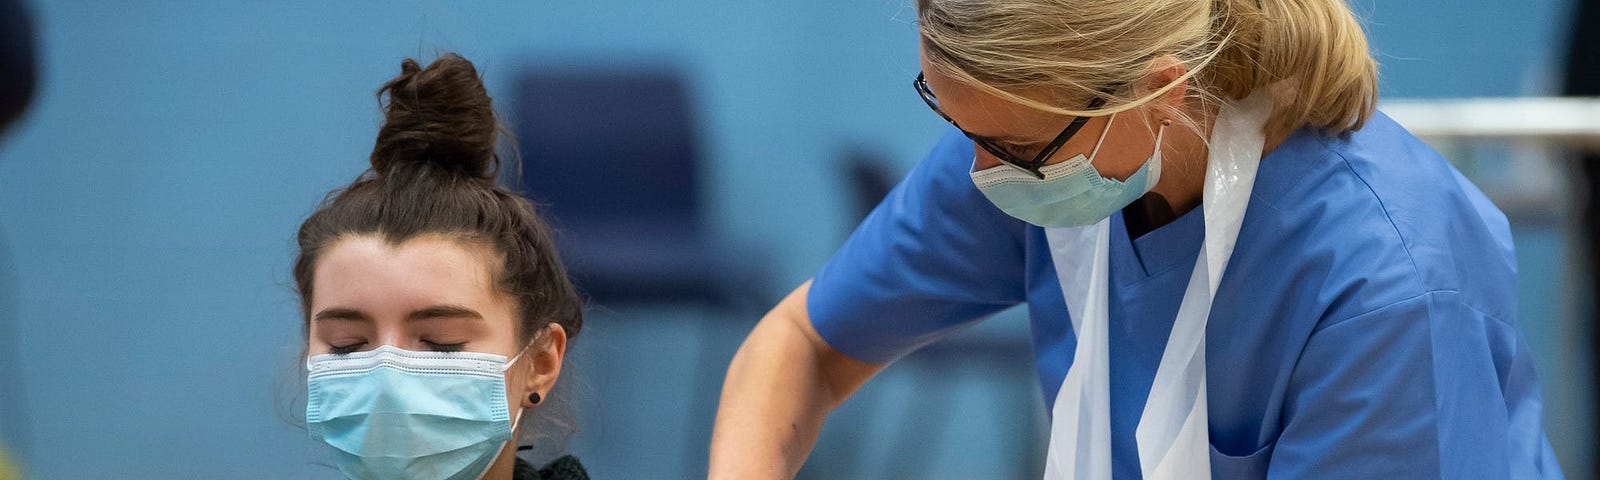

{"left": 970, "top": 114, "right": 1166, "bottom": 228}
{"left": 306, "top": 344, "right": 530, "bottom": 480}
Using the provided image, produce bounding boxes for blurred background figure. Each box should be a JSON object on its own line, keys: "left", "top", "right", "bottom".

{"left": 0, "top": 0, "right": 36, "bottom": 478}
{"left": 0, "top": 0, "right": 35, "bottom": 134}
{"left": 0, "top": 1, "right": 1591, "bottom": 479}
{"left": 1564, "top": 3, "right": 1600, "bottom": 471}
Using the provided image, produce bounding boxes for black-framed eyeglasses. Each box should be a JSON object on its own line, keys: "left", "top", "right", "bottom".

{"left": 915, "top": 72, "right": 1107, "bottom": 179}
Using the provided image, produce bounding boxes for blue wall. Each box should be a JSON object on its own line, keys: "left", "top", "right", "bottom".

{"left": 0, "top": 1, "right": 1587, "bottom": 478}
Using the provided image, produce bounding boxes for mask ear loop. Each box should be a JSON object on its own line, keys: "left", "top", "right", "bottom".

{"left": 503, "top": 336, "right": 540, "bottom": 426}
{"left": 1153, "top": 118, "right": 1172, "bottom": 145}
{"left": 472, "top": 334, "right": 549, "bottom": 480}
{"left": 1085, "top": 112, "right": 1119, "bottom": 163}
{"left": 501, "top": 341, "right": 536, "bottom": 372}
{"left": 502, "top": 333, "right": 545, "bottom": 455}
{"left": 1145, "top": 119, "right": 1172, "bottom": 190}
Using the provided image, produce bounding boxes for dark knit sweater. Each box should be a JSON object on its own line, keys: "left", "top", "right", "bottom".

{"left": 513, "top": 455, "right": 589, "bottom": 480}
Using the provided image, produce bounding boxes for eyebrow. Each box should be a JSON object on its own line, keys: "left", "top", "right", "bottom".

{"left": 311, "top": 305, "right": 484, "bottom": 322}
{"left": 313, "top": 307, "right": 370, "bottom": 322}
{"left": 406, "top": 305, "right": 484, "bottom": 322}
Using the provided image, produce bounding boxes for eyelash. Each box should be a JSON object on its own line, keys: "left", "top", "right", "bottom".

{"left": 328, "top": 342, "right": 366, "bottom": 355}
{"left": 326, "top": 340, "right": 467, "bottom": 355}
{"left": 422, "top": 340, "right": 467, "bottom": 352}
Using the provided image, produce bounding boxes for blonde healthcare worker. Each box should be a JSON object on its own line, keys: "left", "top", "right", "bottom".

{"left": 711, "top": 0, "right": 1563, "bottom": 478}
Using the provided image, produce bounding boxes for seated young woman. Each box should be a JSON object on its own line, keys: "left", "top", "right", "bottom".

{"left": 292, "top": 53, "right": 588, "bottom": 480}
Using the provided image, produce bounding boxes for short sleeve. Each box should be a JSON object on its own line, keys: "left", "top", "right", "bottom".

{"left": 1265, "top": 291, "right": 1563, "bottom": 479}
{"left": 807, "top": 128, "right": 1029, "bottom": 364}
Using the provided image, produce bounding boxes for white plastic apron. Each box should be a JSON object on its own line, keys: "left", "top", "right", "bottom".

{"left": 1041, "top": 91, "right": 1272, "bottom": 480}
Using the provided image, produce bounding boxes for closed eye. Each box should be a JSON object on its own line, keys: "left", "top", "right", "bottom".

{"left": 328, "top": 342, "right": 366, "bottom": 355}
{"left": 422, "top": 340, "right": 467, "bottom": 352}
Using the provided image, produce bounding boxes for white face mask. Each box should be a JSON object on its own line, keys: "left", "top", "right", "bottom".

{"left": 970, "top": 114, "right": 1167, "bottom": 228}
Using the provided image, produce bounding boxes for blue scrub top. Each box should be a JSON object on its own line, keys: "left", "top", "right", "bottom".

{"left": 807, "top": 113, "right": 1564, "bottom": 479}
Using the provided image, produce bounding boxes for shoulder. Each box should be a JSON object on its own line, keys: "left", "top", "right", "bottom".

{"left": 816, "top": 125, "right": 1026, "bottom": 267}
{"left": 896, "top": 126, "right": 991, "bottom": 207}
{"left": 1239, "top": 113, "right": 1516, "bottom": 324}
{"left": 805, "top": 127, "right": 1031, "bottom": 363}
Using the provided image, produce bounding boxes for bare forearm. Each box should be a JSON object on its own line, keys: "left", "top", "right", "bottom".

{"left": 710, "top": 315, "right": 830, "bottom": 478}
{"left": 708, "top": 282, "right": 880, "bottom": 479}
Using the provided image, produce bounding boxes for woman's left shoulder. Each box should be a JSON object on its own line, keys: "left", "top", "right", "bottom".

{"left": 1239, "top": 113, "right": 1517, "bottom": 319}
{"left": 1255, "top": 112, "right": 1470, "bottom": 212}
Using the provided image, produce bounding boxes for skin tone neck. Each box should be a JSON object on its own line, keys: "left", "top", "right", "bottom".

{"left": 307, "top": 234, "right": 568, "bottom": 480}
{"left": 920, "top": 53, "right": 1219, "bottom": 237}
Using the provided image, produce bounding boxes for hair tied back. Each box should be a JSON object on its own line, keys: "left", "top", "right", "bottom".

{"left": 369, "top": 53, "right": 502, "bottom": 182}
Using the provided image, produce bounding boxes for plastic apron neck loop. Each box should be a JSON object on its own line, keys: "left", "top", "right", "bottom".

{"left": 1041, "top": 91, "right": 1273, "bottom": 480}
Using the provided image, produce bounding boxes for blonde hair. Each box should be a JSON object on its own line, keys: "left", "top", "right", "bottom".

{"left": 918, "top": 0, "right": 1378, "bottom": 138}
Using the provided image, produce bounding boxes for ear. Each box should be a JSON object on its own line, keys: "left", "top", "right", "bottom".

{"left": 1141, "top": 55, "right": 1190, "bottom": 113}
{"left": 519, "top": 323, "right": 568, "bottom": 408}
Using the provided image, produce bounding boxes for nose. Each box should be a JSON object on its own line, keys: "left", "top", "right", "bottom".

{"left": 374, "top": 334, "right": 413, "bottom": 352}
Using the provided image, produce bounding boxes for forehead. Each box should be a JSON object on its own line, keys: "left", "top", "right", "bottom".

{"left": 310, "top": 234, "right": 505, "bottom": 311}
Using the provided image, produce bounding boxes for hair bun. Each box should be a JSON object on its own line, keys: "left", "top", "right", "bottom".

{"left": 370, "top": 53, "right": 499, "bottom": 181}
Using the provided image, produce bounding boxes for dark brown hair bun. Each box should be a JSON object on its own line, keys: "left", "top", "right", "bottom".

{"left": 369, "top": 54, "right": 500, "bottom": 181}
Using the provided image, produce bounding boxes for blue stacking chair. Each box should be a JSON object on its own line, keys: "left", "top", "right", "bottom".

{"left": 511, "top": 68, "right": 759, "bottom": 308}
{"left": 512, "top": 67, "right": 771, "bottom": 477}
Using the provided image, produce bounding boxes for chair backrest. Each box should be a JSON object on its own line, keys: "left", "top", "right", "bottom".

{"left": 0, "top": 0, "right": 38, "bottom": 133}
{"left": 511, "top": 69, "right": 701, "bottom": 227}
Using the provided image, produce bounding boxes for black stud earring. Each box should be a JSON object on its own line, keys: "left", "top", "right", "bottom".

{"left": 528, "top": 392, "right": 542, "bottom": 405}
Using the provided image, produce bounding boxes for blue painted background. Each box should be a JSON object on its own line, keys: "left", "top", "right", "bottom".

{"left": 0, "top": 1, "right": 1589, "bottom": 478}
